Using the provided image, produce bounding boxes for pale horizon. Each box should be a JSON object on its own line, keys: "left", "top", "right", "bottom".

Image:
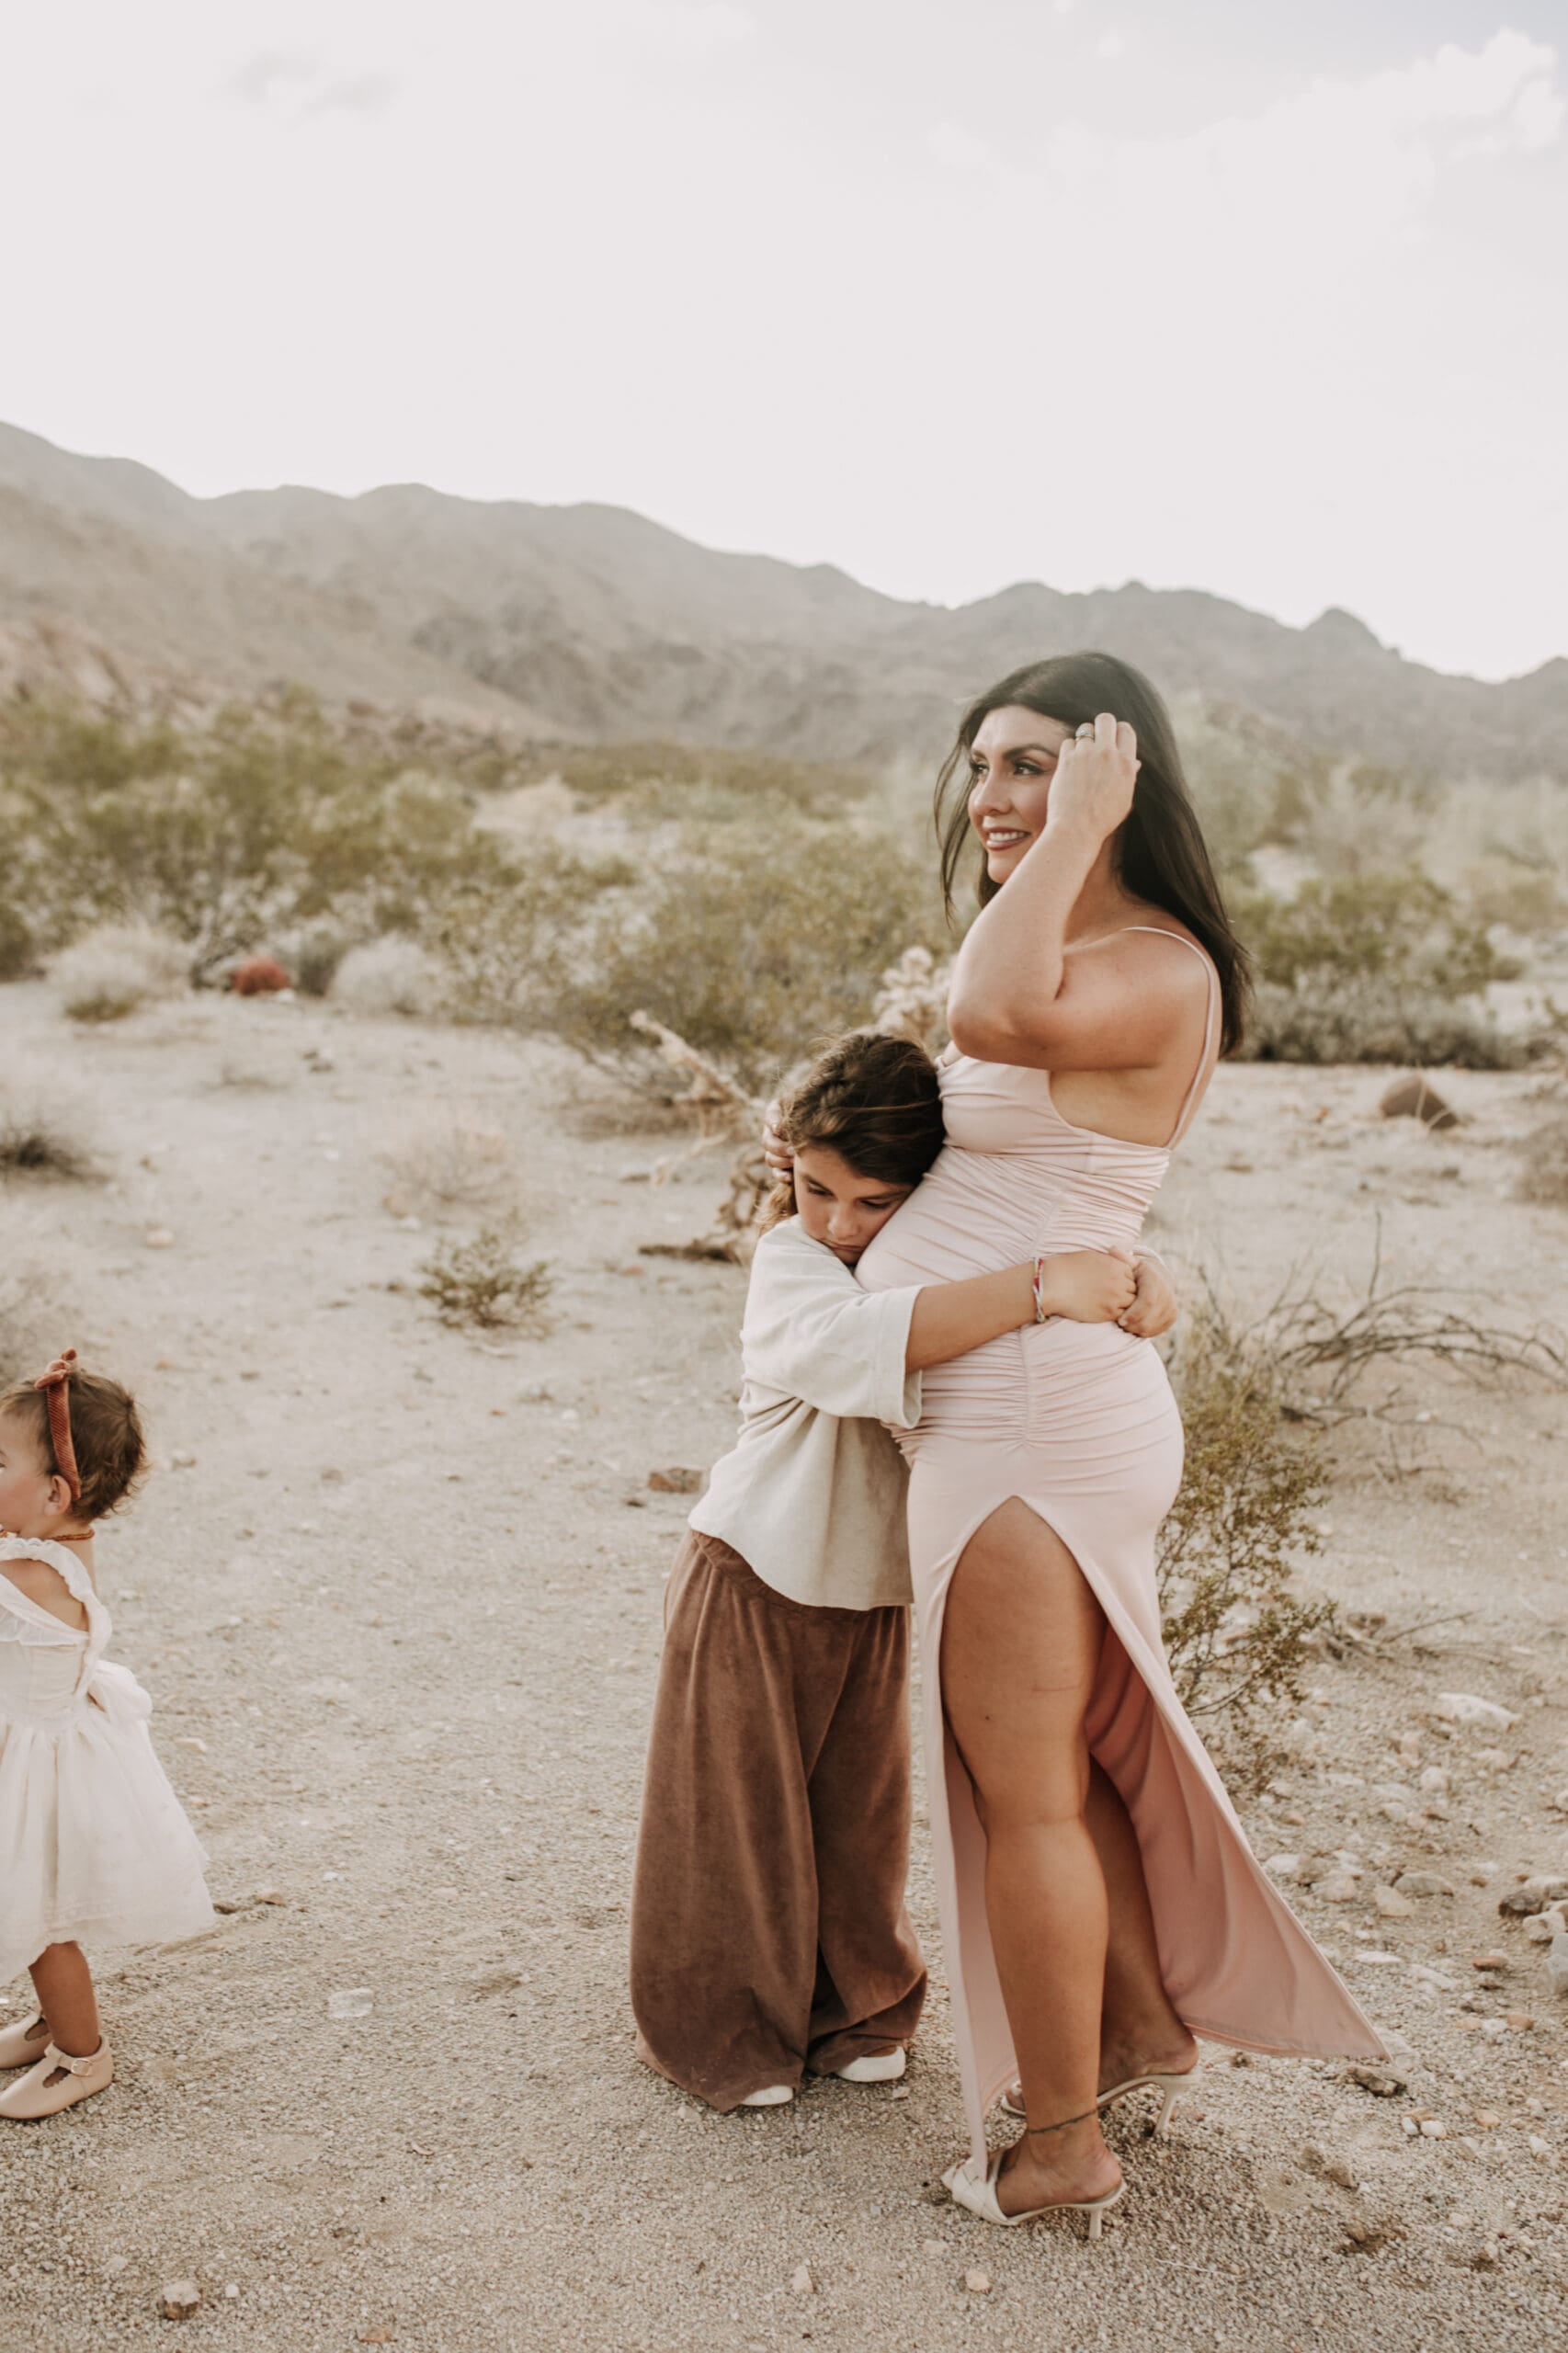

{"left": 5, "top": 2, "right": 1565, "bottom": 685}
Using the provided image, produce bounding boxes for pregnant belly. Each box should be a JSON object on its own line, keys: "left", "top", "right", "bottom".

{"left": 857, "top": 1146, "right": 1147, "bottom": 1297}
{"left": 857, "top": 1151, "right": 1040, "bottom": 1292}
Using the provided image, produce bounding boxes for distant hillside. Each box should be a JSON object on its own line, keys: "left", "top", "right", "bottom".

{"left": 1, "top": 421, "right": 1563, "bottom": 779}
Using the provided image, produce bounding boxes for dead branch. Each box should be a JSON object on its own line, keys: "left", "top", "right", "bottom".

{"left": 627, "top": 1010, "right": 762, "bottom": 1142}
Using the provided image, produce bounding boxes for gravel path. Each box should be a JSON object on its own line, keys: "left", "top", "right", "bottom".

{"left": 1, "top": 985, "right": 1564, "bottom": 2351}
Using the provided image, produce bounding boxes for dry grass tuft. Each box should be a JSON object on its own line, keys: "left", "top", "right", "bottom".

{"left": 50, "top": 923, "right": 188, "bottom": 1024}
{"left": 382, "top": 1113, "right": 519, "bottom": 1219}
{"left": 0, "top": 1063, "right": 99, "bottom": 1183}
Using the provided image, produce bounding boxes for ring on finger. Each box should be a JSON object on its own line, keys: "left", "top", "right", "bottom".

{"left": 1075, "top": 722, "right": 1095, "bottom": 739}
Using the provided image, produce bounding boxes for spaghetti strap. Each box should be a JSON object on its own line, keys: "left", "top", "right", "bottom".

{"left": 1115, "top": 926, "right": 1220, "bottom": 1147}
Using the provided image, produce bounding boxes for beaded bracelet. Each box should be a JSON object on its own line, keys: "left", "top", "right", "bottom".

{"left": 1031, "top": 1256, "right": 1050, "bottom": 1323}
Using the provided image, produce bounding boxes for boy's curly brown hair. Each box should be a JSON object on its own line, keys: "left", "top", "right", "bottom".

{"left": 0, "top": 1366, "right": 146, "bottom": 1521}
{"left": 761, "top": 1030, "right": 946, "bottom": 1232}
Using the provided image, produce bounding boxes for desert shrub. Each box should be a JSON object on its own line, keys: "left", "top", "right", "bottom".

{"left": 4, "top": 697, "right": 509, "bottom": 979}
{"left": 551, "top": 824, "right": 948, "bottom": 1090}
{"left": 416, "top": 1231, "right": 555, "bottom": 1331}
{"left": 382, "top": 1114, "right": 518, "bottom": 1216}
{"left": 1244, "top": 980, "right": 1528, "bottom": 1070}
{"left": 288, "top": 921, "right": 356, "bottom": 998}
{"left": 507, "top": 740, "right": 880, "bottom": 821}
{"left": 1286, "top": 761, "right": 1438, "bottom": 881}
{"left": 332, "top": 938, "right": 440, "bottom": 1019}
{"left": 1159, "top": 1301, "right": 1335, "bottom": 1788}
{"left": 1240, "top": 870, "right": 1513, "bottom": 995}
{"left": 1235, "top": 869, "right": 1528, "bottom": 1067}
{"left": 1462, "top": 856, "right": 1566, "bottom": 936}
{"left": 420, "top": 846, "right": 636, "bottom": 1028}
{"left": 50, "top": 923, "right": 189, "bottom": 1023}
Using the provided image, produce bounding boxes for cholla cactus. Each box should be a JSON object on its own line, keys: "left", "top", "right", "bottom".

{"left": 870, "top": 946, "right": 952, "bottom": 1056}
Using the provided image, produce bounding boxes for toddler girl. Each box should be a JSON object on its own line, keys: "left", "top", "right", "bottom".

{"left": 630, "top": 1032, "right": 1175, "bottom": 2110}
{"left": 0, "top": 1350, "right": 213, "bottom": 2119}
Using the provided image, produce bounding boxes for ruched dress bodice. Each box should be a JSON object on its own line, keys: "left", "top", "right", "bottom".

{"left": 858, "top": 1054, "right": 1176, "bottom": 1449}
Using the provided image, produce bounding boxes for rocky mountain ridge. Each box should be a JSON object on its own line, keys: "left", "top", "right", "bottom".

{"left": 1, "top": 421, "right": 1562, "bottom": 779}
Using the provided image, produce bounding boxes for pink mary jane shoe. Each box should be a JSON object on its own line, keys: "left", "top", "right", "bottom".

{"left": 0, "top": 2039, "right": 115, "bottom": 2120}
{"left": 0, "top": 2014, "right": 53, "bottom": 2070}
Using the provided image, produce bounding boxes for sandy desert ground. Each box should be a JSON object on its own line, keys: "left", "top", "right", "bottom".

{"left": 1, "top": 977, "right": 1566, "bottom": 2353}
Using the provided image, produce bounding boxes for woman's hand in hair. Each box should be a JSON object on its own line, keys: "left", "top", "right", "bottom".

{"left": 1046, "top": 711, "right": 1140, "bottom": 846}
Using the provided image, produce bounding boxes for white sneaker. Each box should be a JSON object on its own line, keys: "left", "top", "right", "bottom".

{"left": 740, "top": 2083, "right": 795, "bottom": 2107}
{"left": 835, "top": 2047, "right": 906, "bottom": 2086}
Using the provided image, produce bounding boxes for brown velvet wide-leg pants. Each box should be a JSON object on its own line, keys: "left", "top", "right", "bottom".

{"left": 630, "top": 1529, "right": 926, "bottom": 2111}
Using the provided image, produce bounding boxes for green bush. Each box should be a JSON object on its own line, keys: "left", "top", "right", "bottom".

{"left": 2, "top": 696, "right": 508, "bottom": 980}
{"left": 1239, "top": 870, "right": 1515, "bottom": 996}
{"left": 421, "top": 846, "right": 637, "bottom": 1029}
{"left": 549, "top": 822, "right": 948, "bottom": 1091}
{"left": 1243, "top": 981, "right": 1529, "bottom": 1070}
{"left": 1234, "top": 869, "right": 1529, "bottom": 1067}
{"left": 507, "top": 739, "right": 880, "bottom": 821}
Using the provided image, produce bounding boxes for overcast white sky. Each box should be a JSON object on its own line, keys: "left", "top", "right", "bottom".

{"left": 3, "top": 2, "right": 1564, "bottom": 679}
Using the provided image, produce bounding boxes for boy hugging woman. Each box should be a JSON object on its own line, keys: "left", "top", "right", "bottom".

{"left": 631, "top": 1030, "right": 1174, "bottom": 2109}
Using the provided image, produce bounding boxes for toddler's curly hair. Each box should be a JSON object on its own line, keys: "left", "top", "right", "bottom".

{"left": 0, "top": 1366, "right": 146, "bottom": 1521}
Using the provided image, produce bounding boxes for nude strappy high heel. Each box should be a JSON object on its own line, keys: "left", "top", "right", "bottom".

{"left": 943, "top": 2151, "right": 1125, "bottom": 2240}
{"left": 1001, "top": 2057, "right": 1200, "bottom": 2134}
{"left": 0, "top": 2037, "right": 115, "bottom": 2120}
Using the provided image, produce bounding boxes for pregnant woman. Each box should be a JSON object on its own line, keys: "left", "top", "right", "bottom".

{"left": 854, "top": 652, "right": 1383, "bottom": 2235}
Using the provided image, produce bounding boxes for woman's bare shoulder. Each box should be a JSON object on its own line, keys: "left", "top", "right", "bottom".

{"left": 0, "top": 1555, "right": 89, "bottom": 1630}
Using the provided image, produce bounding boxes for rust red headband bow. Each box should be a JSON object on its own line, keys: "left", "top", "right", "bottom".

{"left": 32, "top": 1347, "right": 81, "bottom": 1502}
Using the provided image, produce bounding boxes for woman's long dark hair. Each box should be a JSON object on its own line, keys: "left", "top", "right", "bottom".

{"left": 936, "top": 651, "right": 1251, "bottom": 1055}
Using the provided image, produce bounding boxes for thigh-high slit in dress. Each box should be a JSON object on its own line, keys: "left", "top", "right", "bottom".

{"left": 854, "top": 931, "right": 1384, "bottom": 2166}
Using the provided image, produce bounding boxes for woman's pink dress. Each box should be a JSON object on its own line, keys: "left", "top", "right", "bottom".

{"left": 855, "top": 932, "right": 1383, "bottom": 2165}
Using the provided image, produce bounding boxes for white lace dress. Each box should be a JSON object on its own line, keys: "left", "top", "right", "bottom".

{"left": 0, "top": 1536, "right": 213, "bottom": 1981}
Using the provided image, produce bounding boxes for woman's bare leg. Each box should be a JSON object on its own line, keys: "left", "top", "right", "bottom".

{"left": 1086, "top": 1764, "right": 1199, "bottom": 2088}
{"left": 28, "top": 1945, "right": 100, "bottom": 2059}
{"left": 941, "top": 1499, "right": 1119, "bottom": 2214}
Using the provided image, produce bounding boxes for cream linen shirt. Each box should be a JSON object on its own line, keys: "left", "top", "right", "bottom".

{"left": 687, "top": 1218, "right": 923, "bottom": 1610}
